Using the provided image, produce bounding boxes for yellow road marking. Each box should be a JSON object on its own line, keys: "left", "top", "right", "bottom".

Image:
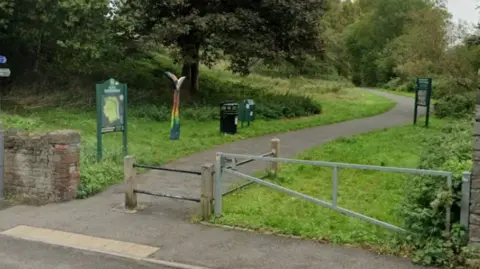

{"left": 1, "top": 225, "right": 159, "bottom": 259}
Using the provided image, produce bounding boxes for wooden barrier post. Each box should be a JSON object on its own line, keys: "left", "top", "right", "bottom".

{"left": 268, "top": 138, "right": 280, "bottom": 177}
{"left": 200, "top": 163, "right": 215, "bottom": 220}
{"left": 124, "top": 155, "right": 137, "bottom": 210}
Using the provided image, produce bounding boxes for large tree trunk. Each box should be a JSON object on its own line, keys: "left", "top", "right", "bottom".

{"left": 190, "top": 61, "right": 199, "bottom": 94}
{"left": 180, "top": 61, "right": 199, "bottom": 95}
{"left": 179, "top": 36, "right": 201, "bottom": 96}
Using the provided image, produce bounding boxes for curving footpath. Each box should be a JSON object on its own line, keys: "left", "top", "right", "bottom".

{"left": 0, "top": 90, "right": 429, "bottom": 269}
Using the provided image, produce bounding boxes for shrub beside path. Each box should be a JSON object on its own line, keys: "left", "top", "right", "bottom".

{"left": 0, "top": 90, "right": 428, "bottom": 269}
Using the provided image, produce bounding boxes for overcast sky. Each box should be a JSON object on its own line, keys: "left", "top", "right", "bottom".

{"left": 447, "top": 0, "right": 479, "bottom": 25}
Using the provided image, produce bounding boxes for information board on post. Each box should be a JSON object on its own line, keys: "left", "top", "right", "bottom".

{"left": 413, "top": 78, "right": 432, "bottom": 127}
{"left": 96, "top": 78, "right": 128, "bottom": 162}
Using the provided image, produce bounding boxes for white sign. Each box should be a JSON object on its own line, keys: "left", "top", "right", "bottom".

{"left": 417, "top": 90, "right": 427, "bottom": 106}
{"left": 0, "top": 68, "right": 10, "bottom": 77}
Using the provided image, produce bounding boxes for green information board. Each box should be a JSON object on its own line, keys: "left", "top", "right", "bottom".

{"left": 413, "top": 78, "right": 432, "bottom": 127}
{"left": 96, "top": 78, "right": 128, "bottom": 161}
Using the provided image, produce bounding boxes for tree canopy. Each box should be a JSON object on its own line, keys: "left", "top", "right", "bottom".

{"left": 117, "top": 0, "right": 325, "bottom": 93}
{"left": 0, "top": 0, "right": 478, "bottom": 98}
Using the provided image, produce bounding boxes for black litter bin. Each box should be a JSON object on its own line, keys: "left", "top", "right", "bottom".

{"left": 220, "top": 101, "right": 238, "bottom": 134}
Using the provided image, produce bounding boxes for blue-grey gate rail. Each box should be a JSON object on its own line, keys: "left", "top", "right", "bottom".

{"left": 214, "top": 152, "right": 454, "bottom": 233}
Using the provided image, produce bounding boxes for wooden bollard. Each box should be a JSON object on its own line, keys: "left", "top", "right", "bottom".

{"left": 124, "top": 155, "right": 137, "bottom": 210}
{"left": 268, "top": 138, "right": 280, "bottom": 176}
{"left": 200, "top": 163, "right": 215, "bottom": 220}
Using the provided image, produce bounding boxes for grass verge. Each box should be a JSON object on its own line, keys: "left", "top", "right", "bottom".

{"left": 214, "top": 117, "right": 448, "bottom": 251}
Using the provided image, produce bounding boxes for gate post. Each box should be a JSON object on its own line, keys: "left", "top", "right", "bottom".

{"left": 124, "top": 155, "right": 137, "bottom": 210}
{"left": 201, "top": 163, "right": 214, "bottom": 220}
{"left": 268, "top": 138, "right": 280, "bottom": 177}
{"left": 461, "top": 172, "right": 472, "bottom": 230}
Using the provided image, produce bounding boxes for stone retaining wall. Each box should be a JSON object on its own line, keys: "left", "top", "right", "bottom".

{"left": 4, "top": 130, "right": 81, "bottom": 204}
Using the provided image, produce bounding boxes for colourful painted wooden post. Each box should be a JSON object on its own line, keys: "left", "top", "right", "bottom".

{"left": 164, "top": 72, "right": 186, "bottom": 140}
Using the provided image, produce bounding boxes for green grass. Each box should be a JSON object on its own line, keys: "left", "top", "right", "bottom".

{"left": 5, "top": 88, "right": 394, "bottom": 164}
{"left": 379, "top": 88, "right": 439, "bottom": 104}
{"left": 2, "top": 60, "right": 396, "bottom": 197}
{"left": 379, "top": 88, "right": 416, "bottom": 98}
{"left": 215, "top": 117, "right": 448, "bottom": 250}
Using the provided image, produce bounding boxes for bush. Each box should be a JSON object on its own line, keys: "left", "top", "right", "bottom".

{"left": 435, "top": 92, "right": 475, "bottom": 119}
{"left": 383, "top": 76, "right": 475, "bottom": 102}
{"left": 76, "top": 138, "right": 124, "bottom": 198}
{"left": 251, "top": 57, "right": 343, "bottom": 81}
{"left": 7, "top": 50, "right": 323, "bottom": 122}
{"left": 129, "top": 76, "right": 322, "bottom": 121}
{"left": 130, "top": 105, "right": 220, "bottom": 122}
{"left": 400, "top": 120, "right": 472, "bottom": 267}
{"left": 383, "top": 77, "right": 403, "bottom": 90}
{"left": 383, "top": 78, "right": 415, "bottom": 92}
{"left": 432, "top": 77, "right": 477, "bottom": 100}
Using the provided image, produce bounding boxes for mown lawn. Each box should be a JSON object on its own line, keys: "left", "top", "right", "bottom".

{"left": 215, "top": 117, "right": 448, "bottom": 250}
{"left": 2, "top": 65, "right": 395, "bottom": 198}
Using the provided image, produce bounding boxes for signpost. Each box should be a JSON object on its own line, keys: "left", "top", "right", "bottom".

{"left": 0, "top": 68, "right": 10, "bottom": 77}
{"left": 0, "top": 55, "right": 7, "bottom": 200}
{"left": 413, "top": 78, "right": 432, "bottom": 127}
{"left": 96, "top": 78, "right": 128, "bottom": 162}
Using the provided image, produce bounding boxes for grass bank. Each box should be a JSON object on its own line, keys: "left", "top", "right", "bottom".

{"left": 215, "top": 117, "right": 448, "bottom": 251}
{"left": 2, "top": 55, "right": 395, "bottom": 198}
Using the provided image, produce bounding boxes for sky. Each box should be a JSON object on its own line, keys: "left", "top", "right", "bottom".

{"left": 447, "top": 0, "right": 479, "bottom": 25}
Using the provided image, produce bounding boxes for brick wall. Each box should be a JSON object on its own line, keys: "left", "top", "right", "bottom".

{"left": 4, "top": 129, "right": 81, "bottom": 205}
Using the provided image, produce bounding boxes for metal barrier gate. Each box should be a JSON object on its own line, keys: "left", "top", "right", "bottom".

{"left": 214, "top": 152, "right": 456, "bottom": 233}
{"left": 132, "top": 162, "right": 202, "bottom": 203}
{"left": 122, "top": 138, "right": 277, "bottom": 220}
{"left": 123, "top": 156, "right": 206, "bottom": 212}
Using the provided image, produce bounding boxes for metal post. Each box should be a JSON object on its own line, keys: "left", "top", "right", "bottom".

{"left": 446, "top": 173, "right": 453, "bottom": 235}
{"left": 0, "top": 56, "right": 6, "bottom": 200}
{"left": 0, "top": 120, "right": 4, "bottom": 200}
{"left": 214, "top": 153, "right": 224, "bottom": 217}
{"left": 122, "top": 84, "right": 128, "bottom": 156}
{"left": 332, "top": 166, "right": 338, "bottom": 207}
{"left": 200, "top": 163, "right": 214, "bottom": 220}
{"left": 425, "top": 78, "right": 432, "bottom": 128}
{"left": 413, "top": 82, "right": 419, "bottom": 125}
{"left": 96, "top": 85, "right": 103, "bottom": 162}
{"left": 461, "top": 172, "right": 472, "bottom": 230}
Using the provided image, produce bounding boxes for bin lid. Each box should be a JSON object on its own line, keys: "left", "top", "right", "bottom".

{"left": 221, "top": 101, "right": 238, "bottom": 111}
{"left": 221, "top": 100, "right": 237, "bottom": 105}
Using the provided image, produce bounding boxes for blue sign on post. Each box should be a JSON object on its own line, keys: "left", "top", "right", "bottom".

{"left": 0, "top": 56, "right": 6, "bottom": 64}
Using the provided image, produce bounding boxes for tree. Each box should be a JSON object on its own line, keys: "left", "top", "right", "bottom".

{"left": 118, "top": 0, "right": 325, "bottom": 94}
{"left": 388, "top": 6, "right": 450, "bottom": 79}
{"left": 319, "top": 0, "right": 361, "bottom": 78}
{"left": 344, "top": 0, "right": 432, "bottom": 85}
{"left": 0, "top": 0, "right": 115, "bottom": 82}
